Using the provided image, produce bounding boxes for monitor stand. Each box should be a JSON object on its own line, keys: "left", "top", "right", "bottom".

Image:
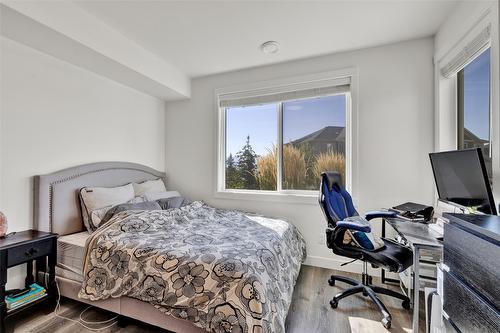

{"left": 432, "top": 200, "right": 474, "bottom": 237}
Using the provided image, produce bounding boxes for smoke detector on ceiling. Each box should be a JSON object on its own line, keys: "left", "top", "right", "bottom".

{"left": 261, "top": 41, "right": 280, "bottom": 54}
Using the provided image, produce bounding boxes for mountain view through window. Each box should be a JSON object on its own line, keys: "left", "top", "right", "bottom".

{"left": 225, "top": 94, "right": 347, "bottom": 191}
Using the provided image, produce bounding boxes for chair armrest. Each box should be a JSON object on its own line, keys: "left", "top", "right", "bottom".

{"left": 336, "top": 216, "right": 371, "bottom": 233}
{"left": 364, "top": 210, "right": 397, "bottom": 221}
{"left": 365, "top": 210, "right": 397, "bottom": 221}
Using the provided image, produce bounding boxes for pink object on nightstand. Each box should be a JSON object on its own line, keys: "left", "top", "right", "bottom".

{"left": 0, "top": 211, "right": 7, "bottom": 237}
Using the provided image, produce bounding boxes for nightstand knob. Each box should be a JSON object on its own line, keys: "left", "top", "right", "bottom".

{"left": 25, "top": 248, "right": 38, "bottom": 256}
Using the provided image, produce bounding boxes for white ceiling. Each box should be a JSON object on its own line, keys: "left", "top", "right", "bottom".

{"left": 76, "top": 0, "right": 460, "bottom": 78}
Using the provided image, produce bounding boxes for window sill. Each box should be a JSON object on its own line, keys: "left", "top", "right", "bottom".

{"left": 214, "top": 190, "right": 319, "bottom": 205}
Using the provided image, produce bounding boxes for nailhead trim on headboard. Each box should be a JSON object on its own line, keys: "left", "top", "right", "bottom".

{"left": 45, "top": 167, "right": 165, "bottom": 232}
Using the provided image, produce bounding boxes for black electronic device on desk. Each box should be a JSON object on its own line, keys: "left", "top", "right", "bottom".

{"left": 391, "top": 202, "right": 434, "bottom": 222}
{"left": 429, "top": 148, "right": 497, "bottom": 215}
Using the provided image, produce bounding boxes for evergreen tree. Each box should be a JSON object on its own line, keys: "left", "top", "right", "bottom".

{"left": 225, "top": 153, "right": 242, "bottom": 188}
{"left": 235, "top": 135, "right": 258, "bottom": 189}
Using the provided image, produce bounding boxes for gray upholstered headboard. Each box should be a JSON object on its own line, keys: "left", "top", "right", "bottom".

{"left": 34, "top": 162, "right": 166, "bottom": 236}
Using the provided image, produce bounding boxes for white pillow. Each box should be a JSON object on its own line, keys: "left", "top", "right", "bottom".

{"left": 79, "top": 183, "right": 135, "bottom": 232}
{"left": 143, "top": 190, "right": 181, "bottom": 202}
{"left": 133, "top": 179, "right": 166, "bottom": 197}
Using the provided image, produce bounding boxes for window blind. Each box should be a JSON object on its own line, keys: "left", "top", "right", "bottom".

{"left": 219, "top": 77, "right": 350, "bottom": 108}
{"left": 441, "top": 25, "right": 491, "bottom": 78}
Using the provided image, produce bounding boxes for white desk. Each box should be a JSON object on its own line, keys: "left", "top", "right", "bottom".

{"left": 385, "top": 218, "right": 443, "bottom": 333}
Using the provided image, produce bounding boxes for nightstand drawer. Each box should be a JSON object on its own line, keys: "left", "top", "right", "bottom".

{"left": 7, "top": 238, "right": 53, "bottom": 267}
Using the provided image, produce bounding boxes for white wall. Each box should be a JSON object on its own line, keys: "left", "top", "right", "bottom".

{"left": 165, "top": 38, "right": 435, "bottom": 273}
{"left": 0, "top": 37, "right": 166, "bottom": 287}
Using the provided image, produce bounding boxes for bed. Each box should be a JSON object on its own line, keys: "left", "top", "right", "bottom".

{"left": 34, "top": 162, "right": 306, "bottom": 333}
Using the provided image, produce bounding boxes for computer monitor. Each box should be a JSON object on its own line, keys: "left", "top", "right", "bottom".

{"left": 429, "top": 148, "right": 497, "bottom": 215}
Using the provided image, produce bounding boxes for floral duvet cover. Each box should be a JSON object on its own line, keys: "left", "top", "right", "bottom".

{"left": 78, "top": 201, "right": 306, "bottom": 333}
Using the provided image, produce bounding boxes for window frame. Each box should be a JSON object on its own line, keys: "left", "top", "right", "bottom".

{"left": 215, "top": 68, "right": 358, "bottom": 204}
{"left": 457, "top": 67, "right": 465, "bottom": 149}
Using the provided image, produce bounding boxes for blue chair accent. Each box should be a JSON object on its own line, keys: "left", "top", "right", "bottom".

{"left": 319, "top": 171, "right": 413, "bottom": 330}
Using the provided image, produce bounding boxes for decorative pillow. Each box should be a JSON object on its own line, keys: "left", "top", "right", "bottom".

{"left": 133, "top": 179, "right": 166, "bottom": 197}
{"left": 142, "top": 190, "right": 181, "bottom": 202}
{"left": 99, "top": 201, "right": 161, "bottom": 226}
{"left": 89, "top": 205, "right": 113, "bottom": 230}
{"left": 129, "top": 196, "right": 146, "bottom": 204}
{"left": 336, "top": 216, "right": 384, "bottom": 251}
{"left": 348, "top": 230, "right": 385, "bottom": 251}
{"left": 156, "top": 196, "right": 191, "bottom": 210}
{"left": 79, "top": 183, "right": 135, "bottom": 232}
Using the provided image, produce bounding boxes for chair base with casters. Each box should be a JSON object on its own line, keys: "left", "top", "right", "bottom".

{"left": 328, "top": 262, "right": 410, "bottom": 330}
{"left": 318, "top": 171, "right": 413, "bottom": 330}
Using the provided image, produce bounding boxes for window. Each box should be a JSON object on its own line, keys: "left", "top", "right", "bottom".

{"left": 219, "top": 77, "right": 351, "bottom": 195}
{"left": 225, "top": 103, "right": 278, "bottom": 190}
{"left": 457, "top": 48, "right": 492, "bottom": 182}
{"left": 282, "top": 96, "right": 346, "bottom": 190}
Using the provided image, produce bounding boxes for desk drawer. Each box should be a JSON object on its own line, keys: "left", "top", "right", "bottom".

{"left": 7, "top": 238, "right": 53, "bottom": 267}
{"left": 444, "top": 222, "right": 500, "bottom": 309}
{"left": 443, "top": 271, "right": 500, "bottom": 333}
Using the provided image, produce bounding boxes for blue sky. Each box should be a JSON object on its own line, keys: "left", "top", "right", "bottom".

{"left": 226, "top": 95, "right": 346, "bottom": 157}
{"left": 464, "top": 48, "right": 490, "bottom": 140}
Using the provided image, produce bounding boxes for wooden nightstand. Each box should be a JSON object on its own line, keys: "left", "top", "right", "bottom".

{"left": 0, "top": 230, "right": 58, "bottom": 333}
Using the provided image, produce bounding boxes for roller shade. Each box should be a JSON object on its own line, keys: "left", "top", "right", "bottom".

{"left": 219, "top": 76, "right": 350, "bottom": 108}
{"left": 441, "top": 25, "right": 491, "bottom": 78}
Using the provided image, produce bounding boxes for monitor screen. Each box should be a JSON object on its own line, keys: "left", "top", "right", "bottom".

{"left": 429, "top": 148, "right": 496, "bottom": 215}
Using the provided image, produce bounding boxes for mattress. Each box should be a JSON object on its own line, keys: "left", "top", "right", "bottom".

{"left": 56, "top": 231, "right": 89, "bottom": 282}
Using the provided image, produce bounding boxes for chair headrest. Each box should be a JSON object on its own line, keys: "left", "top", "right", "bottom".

{"left": 321, "top": 171, "right": 343, "bottom": 191}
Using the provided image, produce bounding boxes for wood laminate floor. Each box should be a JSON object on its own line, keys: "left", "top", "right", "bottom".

{"left": 9, "top": 266, "right": 423, "bottom": 333}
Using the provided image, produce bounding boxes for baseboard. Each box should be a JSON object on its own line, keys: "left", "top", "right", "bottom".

{"left": 304, "top": 255, "right": 400, "bottom": 281}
